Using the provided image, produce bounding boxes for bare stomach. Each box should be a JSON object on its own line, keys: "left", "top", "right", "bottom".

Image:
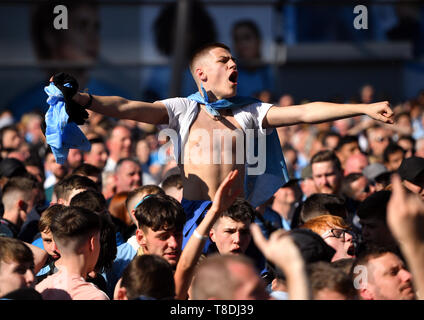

{"left": 179, "top": 105, "right": 247, "bottom": 201}
{"left": 180, "top": 163, "right": 245, "bottom": 201}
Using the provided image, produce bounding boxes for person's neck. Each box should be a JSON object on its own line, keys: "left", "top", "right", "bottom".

{"left": 2, "top": 210, "right": 21, "bottom": 228}
{"left": 57, "top": 254, "right": 90, "bottom": 279}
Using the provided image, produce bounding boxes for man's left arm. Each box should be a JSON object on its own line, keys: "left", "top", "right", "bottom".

{"left": 263, "top": 101, "right": 393, "bottom": 128}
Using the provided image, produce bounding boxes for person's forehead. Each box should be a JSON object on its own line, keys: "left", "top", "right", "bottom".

{"left": 121, "top": 161, "right": 139, "bottom": 170}
{"left": 217, "top": 216, "right": 250, "bottom": 229}
{"left": 352, "top": 176, "right": 367, "bottom": 186}
{"left": 341, "top": 142, "right": 359, "bottom": 150}
{"left": 208, "top": 47, "right": 232, "bottom": 59}
{"left": 312, "top": 161, "right": 336, "bottom": 172}
{"left": 146, "top": 226, "right": 180, "bottom": 236}
{"left": 112, "top": 127, "right": 130, "bottom": 139}
{"left": 371, "top": 253, "right": 402, "bottom": 273}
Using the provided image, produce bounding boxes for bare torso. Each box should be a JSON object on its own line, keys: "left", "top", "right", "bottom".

{"left": 180, "top": 104, "right": 245, "bottom": 201}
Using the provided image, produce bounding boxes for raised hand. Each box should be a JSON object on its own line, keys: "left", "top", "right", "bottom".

{"left": 50, "top": 73, "right": 89, "bottom": 125}
{"left": 250, "top": 223, "right": 310, "bottom": 300}
{"left": 365, "top": 101, "right": 394, "bottom": 124}
{"left": 250, "top": 224, "right": 303, "bottom": 272}
{"left": 387, "top": 174, "right": 424, "bottom": 245}
{"left": 209, "top": 169, "right": 241, "bottom": 215}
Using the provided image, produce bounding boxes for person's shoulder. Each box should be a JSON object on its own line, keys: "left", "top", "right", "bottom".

{"left": 72, "top": 280, "right": 110, "bottom": 300}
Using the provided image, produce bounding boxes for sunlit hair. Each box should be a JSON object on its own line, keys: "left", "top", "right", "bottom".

{"left": 300, "top": 214, "right": 350, "bottom": 235}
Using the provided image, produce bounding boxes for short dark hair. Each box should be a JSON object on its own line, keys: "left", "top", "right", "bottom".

{"left": 69, "top": 189, "right": 107, "bottom": 214}
{"left": 72, "top": 163, "right": 102, "bottom": 177}
{"left": 0, "top": 237, "right": 34, "bottom": 267}
{"left": 357, "top": 190, "right": 391, "bottom": 220}
{"left": 2, "top": 175, "right": 38, "bottom": 195}
{"left": 38, "top": 204, "right": 67, "bottom": 233}
{"left": 121, "top": 255, "right": 175, "bottom": 300}
{"left": 308, "top": 261, "right": 357, "bottom": 299}
{"left": 310, "top": 150, "right": 342, "bottom": 172}
{"left": 54, "top": 174, "right": 99, "bottom": 201}
{"left": 189, "top": 42, "right": 231, "bottom": 74}
{"left": 335, "top": 135, "right": 358, "bottom": 152}
{"left": 321, "top": 131, "right": 341, "bottom": 149}
{"left": 219, "top": 198, "right": 255, "bottom": 224}
{"left": 300, "top": 193, "right": 347, "bottom": 223}
{"left": 383, "top": 143, "right": 405, "bottom": 163}
{"left": 50, "top": 206, "right": 101, "bottom": 249}
{"left": 161, "top": 174, "right": 183, "bottom": 192}
{"left": 134, "top": 194, "right": 185, "bottom": 232}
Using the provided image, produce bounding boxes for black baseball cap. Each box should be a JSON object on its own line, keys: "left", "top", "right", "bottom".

{"left": 397, "top": 156, "right": 424, "bottom": 185}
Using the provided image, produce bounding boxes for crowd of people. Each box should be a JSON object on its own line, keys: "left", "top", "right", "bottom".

{"left": 1, "top": 37, "right": 424, "bottom": 301}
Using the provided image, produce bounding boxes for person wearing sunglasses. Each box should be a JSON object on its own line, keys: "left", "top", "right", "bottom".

{"left": 301, "top": 214, "right": 356, "bottom": 262}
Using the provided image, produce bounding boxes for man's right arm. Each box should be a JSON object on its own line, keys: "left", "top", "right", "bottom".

{"left": 73, "top": 92, "right": 169, "bottom": 125}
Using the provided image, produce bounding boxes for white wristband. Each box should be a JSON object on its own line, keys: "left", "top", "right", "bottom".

{"left": 193, "top": 229, "right": 208, "bottom": 241}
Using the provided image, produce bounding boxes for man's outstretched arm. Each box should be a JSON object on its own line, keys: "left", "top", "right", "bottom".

{"left": 73, "top": 92, "right": 169, "bottom": 125}
{"left": 49, "top": 75, "right": 169, "bottom": 125}
{"left": 263, "top": 101, "right": 393, "bottom": 128}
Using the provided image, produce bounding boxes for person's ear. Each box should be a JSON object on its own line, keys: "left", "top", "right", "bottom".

{"left": 136, "top": 228, "right": 147, "bottom": 247}
{"left": 89, "top": 236, "right": 95, "bottom": 252}
{"left": 195, "top": 67, "right": 207, "bottom": 82}
{"left": 18, "top": 200, "right": 28, "bottom": 212}
{"left": 359, "top": 287, "right": 374, "bottom": 300}
{"left": 209, "top": 228, "right": 216, "bottom": 243}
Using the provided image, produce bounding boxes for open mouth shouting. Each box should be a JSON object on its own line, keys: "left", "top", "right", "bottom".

{"left": 229, "top": 70, "right": 238, "bottom": 85}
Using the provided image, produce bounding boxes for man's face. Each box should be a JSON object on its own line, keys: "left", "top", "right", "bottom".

{"left": 337, "top": 142, "right": 360, "bottom": 166}
{"left": 45, "top": 153, "right": 67, "bottom": 179}
{"left": 349, "top": 176, "right": 374, "bottom": 202}
{"left": 312, "top": 161, "right": 342, "bottom": 195}
{"left": 364, "top": 253, "right": 415, "bottom": 300}
{"left": 201, "top": 47, "right": 238, "bottom": 100}
{"left": 0, "top": 259, "right": 35, "bottom": 297}
{"left": 41, "top": 230, "right": 60, "bottom": 260}
{"left": 107, "top": 127, "right": 131, "bottom": 160}
{"left": 369, "top": 129, "right": 390, "bottom": 157}
{"left": 85, "top": 143, "right": 108, "bottom": 169}
{"left": 2, "top": 129, "right": 22, "bottom": 150}
{"left": 385, "top": 150, "right": 404, "bottom": 171}
{"left": 232, "top": 25, "right": 260, "bottom": 61}
{"left": 115, "top": 160, "right": 142, "bottom": 193}
{"left": 136, "top": 227, "right": 182, "bottom": 267}
{"left": 227, "top": 261, "right": 269, "bottom": 300}
{"left": 320, "top": 227, "right": 355, "bottom": 262}
{"left": 67, "top": 149, "right": 83, "bottom": 170}
{"left": 58, "top": 4, "right": 100, "bottom": 61}
{"left": 210, "top": 217, "right": 251, "bottom": 255}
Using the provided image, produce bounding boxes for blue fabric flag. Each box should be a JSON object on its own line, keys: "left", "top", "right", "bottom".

{"left": 187, "top": 87, "right": 289, "bottom": 207}
{"left": 44, "top": 83, "right": 91, "bottom": 164}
